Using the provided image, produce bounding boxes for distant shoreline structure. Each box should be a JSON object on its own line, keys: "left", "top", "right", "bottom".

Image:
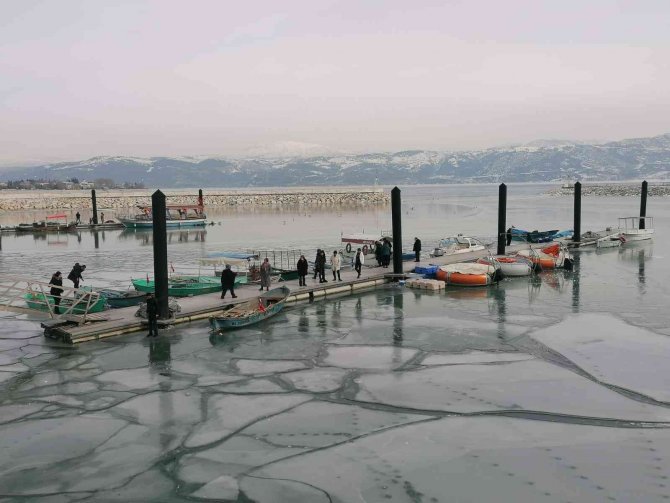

{"left": 0, "top": 188, "right": 389, "bottom": 211}
{"left": 548, "top": 182, "right": 670, "bottom": 197}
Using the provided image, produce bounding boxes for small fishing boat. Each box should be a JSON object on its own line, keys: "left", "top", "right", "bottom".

{"left": 596, "top": 234, "right": 625, "bottom": 249}
{"left": 430, "top": 235, "right": 487, "bottom": 257}
{"left": 120, "top": 194, "right": 207, "bottom": 229}
{"left": 477, "top": 255, "right": 533, "bottom": 277}
{"left": 510, "top": 228, "right": 559, "bottom": 243}
{"left": 24, "top": 290, "right": 107, "bottom": 314}
{"left": 436, "top": 262, "right": 501, "bottom": 286}
{"left": 517, "top": 243, "right": 572, "bottom": 270}
{"left": 132, "top": 275, "right": 225, "bottom": 297}
{"left": 98, "top": 289, "right": 148, "bottom": 308}
{"left": 15, "top": 213, "right": 77, "bottom": 233}
{"left": 209, "top": 286, "right": 290, "bottom": 331}
{"left": 619, "top": 216, "right": 654, "bottom": 242}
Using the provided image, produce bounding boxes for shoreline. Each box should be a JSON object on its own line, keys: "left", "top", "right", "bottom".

{"left": 547, "top": 182, "right": 670, "bottom": 197}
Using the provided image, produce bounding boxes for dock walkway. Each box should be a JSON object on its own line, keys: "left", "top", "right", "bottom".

{"left": 49, "top": 242, "right": 546, "bottom": 343}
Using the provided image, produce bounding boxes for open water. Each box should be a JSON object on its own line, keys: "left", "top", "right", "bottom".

{"left": 0, "top": 183, "right": 669, "bottom": 502}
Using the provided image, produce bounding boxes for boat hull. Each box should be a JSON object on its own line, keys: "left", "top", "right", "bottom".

{"left": 478, "top": 256, "right": 532, "bottom": 277}
{"left": 622, "top": 229, "right": 654, "bottom": 242}
{"left": 209, "top": 286, "right": 290, "bottom": 330}
{"left": 120, "top": 218, "right": 207, "bottom": 229}
{"left": 24, "top": 292, "right": 107, "bottom": 314}
{"left": 436, "top": 263, "right": 497, "bottom": 287}
{"left": 132, "top": 276, "right": 223, "bottom": 296}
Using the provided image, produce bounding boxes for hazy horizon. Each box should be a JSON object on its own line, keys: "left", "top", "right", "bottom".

{"left": 2, "top": 0, "right": 669, "bottom": 165}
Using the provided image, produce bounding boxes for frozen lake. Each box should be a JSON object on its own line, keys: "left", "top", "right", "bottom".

{"left": 1, "top": 183, "right": 669, "bottom": 502}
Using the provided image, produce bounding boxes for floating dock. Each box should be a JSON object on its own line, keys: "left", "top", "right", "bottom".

{"left": 42, "top": 242, "right": 549, "bottom": 343}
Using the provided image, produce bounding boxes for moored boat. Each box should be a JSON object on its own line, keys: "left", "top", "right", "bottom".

{"left": 619, "top": 216, "right": 654, "bottom": 242}
{"left": 98, "top": 288, "right": 148, "bottom": 308}
{"left": 596, "top": 234, "right": 625, "bottom": 249}
{"left": 510, "top": 227, "right": 559, "bottom": 243}
{"left": 132, "top": 275, "right": 227, "bottom": 297}
{"left": 209, "top": 286, "right": 290, "bottom": 331}
{"left": 120, "top": 193, "right": 207, "bottom": 229}
{"left": 24, "top": 290, "right": 106, "bottom": 314}
{"left": 430, "top": 235, "right": 487, "bottom": 257}
{"left": 15, "top": 213, "right": 77, "bottom": 233}
{"left": 436, "top": 262, "right": 501, "bottom": 286}
{"left": 516, "top": 243, "right": 572, "bottom": 270}
{"left": 477, "top": 255, "right": 533, "bottom": 277}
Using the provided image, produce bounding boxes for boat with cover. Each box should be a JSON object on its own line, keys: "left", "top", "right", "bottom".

{"left": 619, "top": 216, "right": 654, "bottom": 242}
{"left": 132, "top": 275, "right": 229, "bottom": 297}
{"left": 430, "top": 235, "right": 487, "bottom": 257}
{"left": 15, "top": 213, "right": 77, "bottom": 233}
{"left": 436, "top": 262, "right": 501, "bottom": 286}
{"left": 120, "top": 194, "right": 207, "bottom": 229}
{"left": 209, "top": 286, "right": 290, "bottom": 331}
{"left": 510, "top": 227, "right": 559, "bottom": 243}
{"left": 516, "top": 243, "right": 571, "bottom": 270}
{"left": 477, "top": 255, "right": 533, "bottom": 277}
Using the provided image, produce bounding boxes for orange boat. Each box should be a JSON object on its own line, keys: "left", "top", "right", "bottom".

{"left": 436, "top": 263, "right": 500, "bottom": 287}
{"left": 516, "top": 244, "right": 568, "bottom": 269}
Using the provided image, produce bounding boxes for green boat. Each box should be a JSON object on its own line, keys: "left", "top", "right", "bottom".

{"left": 24, "top": 291, "right": 107, "bottom": 314}
{"left": 131, "top": 275, "right": 247, "bottom": 297}
{"left": 209, "top": 286, "right": 290, "bottom": 331}
{"left": 81, "top": 287, "right": 148, "bottom": 308}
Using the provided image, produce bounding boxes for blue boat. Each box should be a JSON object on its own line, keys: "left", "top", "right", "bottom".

{"left": 510, "top": 228, "right": 559, "bottom": 243}
{"left": 209, "top": 286, "right": 290, "bottom": 331}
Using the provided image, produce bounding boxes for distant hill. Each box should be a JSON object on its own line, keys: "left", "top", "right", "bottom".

{"left": 2, "top": 134, "right": 669, "bottom": 188}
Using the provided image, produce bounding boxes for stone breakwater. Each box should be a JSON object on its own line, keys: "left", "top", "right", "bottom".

{"left": 548, "top": 183, "right": 670, "bottom": 197}
{"left": 0, "top": 189, "right": 389, "bottom": 211}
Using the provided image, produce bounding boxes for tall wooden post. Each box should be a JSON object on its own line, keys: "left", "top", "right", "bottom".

{"left": 391, "top": 187, "right": 403, "bottom": 275}
{"left": 572, "top": 182, "right": 581, "bottom": 242}
{"left": 639, "top": 180, "right": 648, "bottom": 229}
{"left": 152, "top": 190, "right": 169, "bottom": 319}
{"left": 497, "top": 183, "right": 507, "bottom": 255}
{"left": 91, "top": 189, "right": 98, "bottom": 225}
{"left": 198, "top": 188, "right": 204, "bottom": 207}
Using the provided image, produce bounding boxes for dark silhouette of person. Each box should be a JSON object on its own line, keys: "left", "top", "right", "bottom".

{"left": 49, "top": 271, "right": 63, "bottom": 314}
{"left": 506, "top": 227, "right": 513, "bottom": 246}
{"left": 354, "top": 248, "right": 364, "bottom": 278}
{"left": 413, "top": 237, "right": 422, "bottom": 262}
{"left": 297, "top": 255, "right": 308, "bottom": 286}
{"left": 146, "top": 293, "right": 158, "bottom": 337}
{"left": 67, "top": 263, "right": 86, "bottom": 289}
{"left": 220, "top": 264, "right": 238, "bottom": 299}
{"left": 75, "top": 212, "right": 81, "bottom": 225}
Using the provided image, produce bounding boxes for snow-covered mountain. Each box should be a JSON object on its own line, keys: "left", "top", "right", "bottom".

{"left": 2, "top": 134, "right": 670, "bottom": 188}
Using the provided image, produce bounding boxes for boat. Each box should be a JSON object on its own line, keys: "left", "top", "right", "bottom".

{"left": 578, "top": 228, "right": 621, "bottom": 246}
{"left": 132, "top": 275, "right": 227, "bottom": 297}
{"left": 120, "top": 194, "right": 207, "bottom": 229}
{"left": 510, "top": 228, "right": 559, "bottom": 243}
{"left": 596, "top": 234, "right": 625, "bottom": 249}
{"left": 516, "top": 243, "right": 572, "bottom": 270}
{"left": 15, "top": 213, "right": 77, "bottom": 233}
{"left": 209, "top": 286, "right": 290, "bottom": 331}
{"left": 477, "top": 255, "right": 533, "bottom": 277}
{"left": 341, "top": 231, "right": 392, "bottom": 257}
{"left": 619, "top": 216, "right": 654, "bottom": 242}
{"left": 430, "top": 235, "right": 486, "bottom": 257}
{"left": 96, "top": 288, "right": 148, "bottom": 308}
{"left": 436, "top": 262, "right": 501, "bottom": 286}
{"left": 24, "top": 290, "right": 107, "bottom": 314}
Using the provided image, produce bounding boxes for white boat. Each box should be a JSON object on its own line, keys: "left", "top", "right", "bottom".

{"left": 430, "top": 235, "right": 486, "bottom": 257}
{"left": 619, "top": 216, "right": 654, "bottom": 242}
{"left": 596, "top": 234, "right": 625, "bottom": 249}
{"left": 120, "top": 201, "right": 207, "bottom": 229}
{"left": 478, "top": 255, "right": 533, "bottom": 277}
{"left": 340, "top": 231, "right": 392, "bottom": 256}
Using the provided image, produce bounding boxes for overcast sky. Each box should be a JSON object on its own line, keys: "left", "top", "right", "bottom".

{"left": 1, "top": 0, "right": 669, "bottom": 164}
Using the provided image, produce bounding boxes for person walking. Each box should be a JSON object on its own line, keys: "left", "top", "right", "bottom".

{"left": 374, "top": 241, "right": 382, "bottom": 267}
{"left": 354, "top": 248, "right": 364, "bottom": 278}
{"left": 331, "top": 250, "right": 342, "bottom": 281}
{"left": 220, "top": 264, "right": 238, "bottom": 299}
{"left": 313, "top": 249, "right": 321, "bottom": 280}
{"left": 99, "top": 212, "right": 104, "bottom": 223}
{"left": 317, "top": 249, "right": 328, "bottom": 283}
{"left": 506, "top": 227, "right": 513, "bottom": 246}
{"left": 67, "top": 263, "right": 86, "bottom": 289}
{"left": 49, "top": 271, "right": 64, "bottom": 314}
{"left": 146, "top": 293, "right": 158, "bottom": 337}
{"left": 75, "top": 212, "right": 81, "bottom": 225}
{"left": 260, "top": 258, "right": 272, "bottom": 291}
{"left": 413, "top": 237, "right": 422, "bottom": 262}
{"left": 381, "top": 240, "right": 391, "bottom": 268}
{"left": 297, "top": 255, "right": 308, "bottom": 287}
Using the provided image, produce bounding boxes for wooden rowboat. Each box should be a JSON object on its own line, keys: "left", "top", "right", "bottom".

{"left": 209, "top": 286, "right": 290, "bottom": 331}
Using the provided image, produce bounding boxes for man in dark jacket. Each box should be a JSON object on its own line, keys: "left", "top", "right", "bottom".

{"left": 413, "top": 237, "right": 422, "bottom": 262}
{"left": 297, "top": 255, "right": 308, "bottom": 286}
{"left": 146, "top": 293, "right": 158, "bottom": 337}
{"left": 220, "top": 264, "right": 238, "bottom": 299}
{"left": 67, "top": 263, "right": 86, "bottom": 289}
{"left": 506, "top": 227, "right": 513, "bottom": 246}
{"left": 317, "top": 249, "right": 328, "bottom": 283}
{"left": 313, "top": 249, "right": 321, "bottom": 280}
{"left": 49, "top": 271, "right": 64, "bottom": 314}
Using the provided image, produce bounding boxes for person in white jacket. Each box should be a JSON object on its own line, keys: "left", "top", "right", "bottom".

{"left": 354, "top": 248, "right": 364, "bottom": 278}
{"left": 331, "top": 250, "right": 342, "bottom": 281}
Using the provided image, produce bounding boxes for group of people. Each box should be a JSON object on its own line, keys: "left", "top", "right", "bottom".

{"left": 48, "top": 263, "right": 87, "bottom": 315}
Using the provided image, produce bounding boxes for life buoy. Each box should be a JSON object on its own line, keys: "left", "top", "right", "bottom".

{"left": 345, "top": 243, "right": 352, "bottom": 254}
{"left": 362, "top": 244, "right": 369, "bottom": 255}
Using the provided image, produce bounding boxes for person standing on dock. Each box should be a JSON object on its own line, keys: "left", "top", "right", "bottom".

{"left": 413, "top": 237, "right": 422, "bottom": 262}
{"left": 317, "top": 249, "right": 327, "bottom": 283}
{"left": 67, "top": 263, "right": 86, "bottom": 289}
{"left": 260, "top": 258, "right": 272, "bottom": 291}
{"left": 381, "top": 240, "right": 391, "bottom": 268}
{"left": 49, "top": 271, "right": 63, "bottom": 315}
{"left": 297, "top": 255, "right": 308, "bottom": 286}
{"left": 354, "top": 248, "right": 364, "bottom": 278}
{"left": 100, "top": 212, "right": 104, "bottom": 223}
{"left": 506, "top": 227, "right": 513, "bottom": 246}
{"left": 313, "top": 249, "right": 321, "bottom": 280}
{"left": 220, "top": 264, "right": 238, "bottom": 299}
{"left": 75, "top": 212, "right": 81, "bottom": 225}
{"left": 374, "top": 241, "right": 382, "bottom": 267}
{"left": 331, "top": 250, "right": 342, "bottom": 281}
{"left": 146, "top": 293, "right": 158, "bottom": 337}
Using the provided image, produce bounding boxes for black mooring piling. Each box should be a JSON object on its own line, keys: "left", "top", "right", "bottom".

{"left": 391, "top": 187, "right": 403, "bottom": 275}
{"left": 573, "top": 182, "right": 581, "bottom": 242}
{"left": 640, "top": 180, "right": 648, "bottom": 230}
{"left": 497, "top": 183, "right": 507, "bottom": 255}
{"left": 152, "top": 190, "right": 170, "bottom": 319}
{"left": 91, "top": 189, "right": 98, "bottom": 225}
{"left": 198, "top": 188, "right": 204, "bottom": 207}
